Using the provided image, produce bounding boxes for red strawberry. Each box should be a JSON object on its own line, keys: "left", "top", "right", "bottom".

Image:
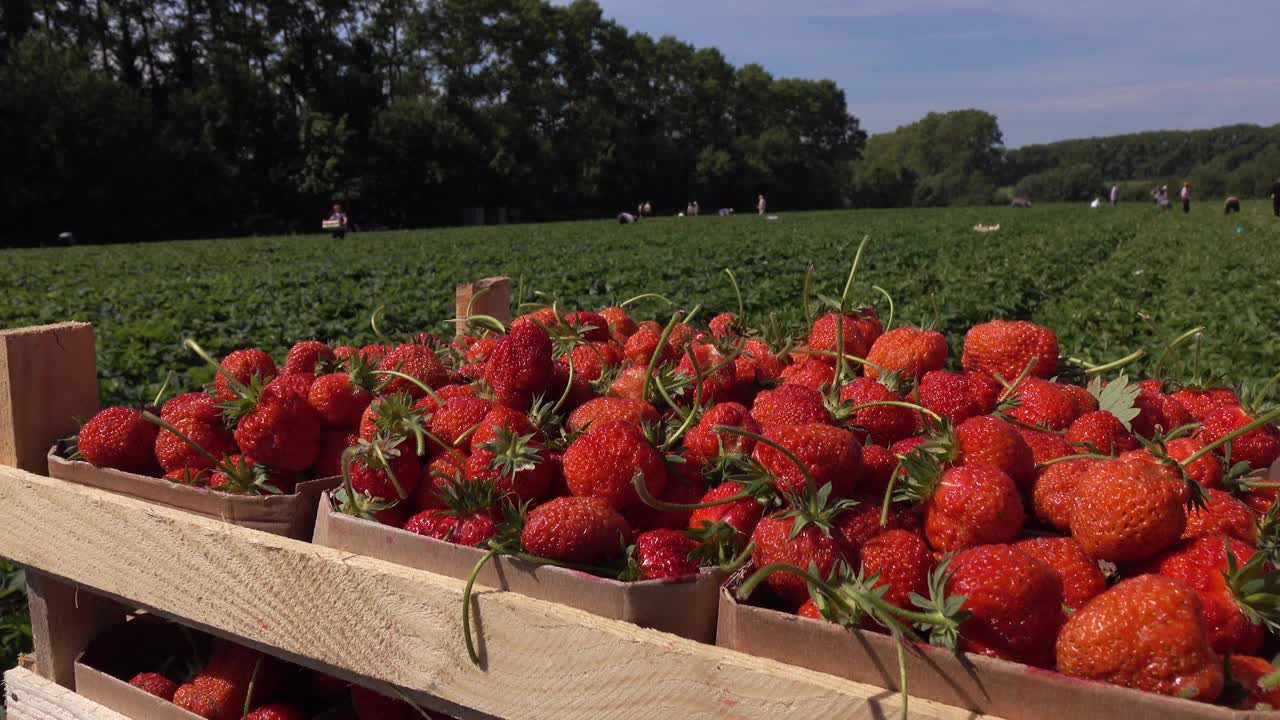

{"left": 282, "top": 340, "right": 335, "bottom": 375}
{"left": 1006, "top": 379, "right": 1077, "bottom": 431}
{"left": 414, "top": 453, "right": 466, "bottom": 512}
{"left": 1060, "top": 383, "right": 1099, "bottom": 417}
{"left": 1031, "top": 458, "right": 1096, "bottom": 532}
{"left": 358, "top": 392, "right": 424, "bottom": 443}
{"left": 915, "top": 462, "right": 1025, "bottom": 551}
{"left": 1171, "top": 387, "right": 1240, "bottom": 421}
{"left": 484, "top": 322, "right": 554, "bottom": 409}
{"left": 778, "top": 357, "right": 835, "bottom": 391}
{"left": 949, "top": 544, "right": 1064, "bottom": 667}
{"left": 563, "top": 420, "right": 667, "bottom": 509}
{"left": 78, "top": 407, "right": 159, "bottom": 475}
{"left": 466, "top": 426, "right": 553, "bottom": 504}
{"left": 865, "top": 327, "right": 948, "bottom": 381}
{"left": 232, "top": 384, "right": 321, "bottom": 472}
{"left": 965, "top": 372, "right": 1003, "bottom": 415}
{"left": 206, "top": 454, "right": 294, "bottom": 494}
{"left": 917, "top": 371, "right": 984, "bottom": 425}
{"left": 709, "top": 311, "right": 739, "bottom": 339}
{"left": 521, "top": 496, "right": 632, "bottom": 564}
{"left": 838, "top": 378, "right": 916, "bottom": 446}
{"left": 599, "top": 306, "right": 637, "bottom": 341}
{"left": 1070, "top": 455, "right": 1186, "bottom": 563}
{"left": 633, "top": 528, "right": 701, "bottom": 579}
{"left": 1136, "top": 534, "right": 1265, "bottom": 654}
{"left": 738, "top": 338, "right": 786, "bottom": 386}
{"left": 954, "top": 415, "right": 1036, "bottom": 493}
{"left": 1166, "top": 436, "right": 1224, "bottom": 488}
{"left": 750, "top": 508, "right": 854, "bottom": 609}
{"left": 623, "top": 462, "right": 705, "bottom": 531}
{"left": 315, "top": 429, "right": 359, "bottom": 477}
{"left": 558, "top": 341, "right": 622, "bottom": 382}
{"left": 753, "top": 424, "right": 861, "bottom": 499}
{"left": 688, "top": 482, "right": 766, "bottom": 540}
{"left": 831, "top": 497, "right": 920, "bottom": 559}
{"left": 346, "top": 435, "right": 421, "bottom": 503}
{"left": 807, "top": 310, "right": 881, "bottom": 364}
{"left": 1131, "top": 389, "right": 1192, "bottom": 439}
{"left": 1013, "top": 536, "right": 1106, "bottom": 612}
{"left": 683, "top": 402, "right": 760, "bottom": 468}
{"left": 246, "top": 705, "right": 305, "bottom": 720}
{"left": 214, "top": 348, "right": 276, "bottom": 401}
{"left": 403, "top": 482, "right": 499, "bottom": 547}
{"left": 128, "top": 672, "right": 177, "bottom": 701}
{"left": 264, "top": 372, "right": 315, "bottom": 399}
{"left": 674, "top": 342, "right": 740, "bottom": 405}
{"left": 859, "top": 529, "right": 934, "bottom": 610}
{"left": 161, "top": 392, "right": 221, "bottom": 426}
{"left": 164, "top": 467, "right": 207, "bottom": 485}
{"left": 308, "top": 353, "right": 378, "bottom": 428}
{"left": 1198, "top": 405, "right": 1280, "bottom": 470}
{"left": 359, "top": 344, "right": 391, "bottom": 363}
{"left": 1228, "top": 655, "right": 1280, "bottom": 710}
{"left": 1016, "top": 427, "right": 1075, "bottom": 465}
{"left": 351, "top": 685, "right": 415, "bottom": 720}
{"left": 606, "top": 366, "right": 649, "bottom": 400}
{"left": 563, "top": 310, "right": 611, "bottom": 343}
{"left": 859, "top": 444, "right": 898, "bottom": 496}
{"left": 1067, "top": 411, "right": 1138, "bottom": 455}
{"left": 750, "top": 384, "right": 830, "bottom": 429}
{"left": 426, "top": 396, "right": 493, "bottom": 456}
{"left": 567, "top": 396, "right": 660, "bottom": 432}
{"left": 961, "top": 320, "right": 1058, "bottom": 381}
{"left": 377, "top": 344, "right": 449, "bottom": 400}
{"left": 470, "top": 405, "right": 540, "bottom": 453}
{"left": 1182, "top": 488, "right": 1257, "bottom": 543}
{"left": 154, "top": 414, "right": 234, "bottom": 473}
{"left": 622, "top": 320, "right": 681, "bottom": 367}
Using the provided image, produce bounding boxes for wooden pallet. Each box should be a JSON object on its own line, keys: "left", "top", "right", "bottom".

{"left": 0, "top": 285, "right": 998, "bottom": 720}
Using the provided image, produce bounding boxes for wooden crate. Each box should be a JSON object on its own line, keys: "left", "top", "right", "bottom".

{"left": 0, "top": 285, "right": 997, "bottom": 720}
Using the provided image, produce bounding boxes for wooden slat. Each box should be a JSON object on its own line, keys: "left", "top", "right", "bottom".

{"left": 4, "top": 666, "right": 127, "bottom": 720}
{"left": 0, "top": 466, "right": 995, "bottom": 720}
{"left": 454, "top": 277, "right": 511, "bottom": 336}
{"left": 0, "top": 323, "right": 121, "bottom": 688}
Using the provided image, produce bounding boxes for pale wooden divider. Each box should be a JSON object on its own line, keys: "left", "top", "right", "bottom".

{"left": 0, "top": 308, "right": 995, "bottom": 720}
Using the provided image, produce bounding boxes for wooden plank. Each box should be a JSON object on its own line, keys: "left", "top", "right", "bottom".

{"left": 0, "top": 323, "right": 119, "bottom": 689}
{"left": 4, "top": 666, "right": 128, "bottom": 720}
{"left": 454, "top": 277, "right": 511, "bottom": 337}
{"left": 0, "top": 467, "right": 994, "bottom": 720}
{"left": 0, "top": 322, "right": 99, "bottom": 474}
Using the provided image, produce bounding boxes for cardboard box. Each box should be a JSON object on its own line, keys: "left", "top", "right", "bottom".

{"left": 75, "top": 615, "right": 356, "bottom": 720}
{"left": 716, "top": 570, "right": 1274, "bottom": 720}
{"left": 312, "top": 492, "right": 723, "bottom": 643}
{"left": 48, "top": 444, "right": 339, "bottom": 540}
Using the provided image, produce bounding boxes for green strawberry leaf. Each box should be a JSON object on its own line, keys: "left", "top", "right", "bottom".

{"left": 1088, "top": 372, "right": 1140, "bottom": 431}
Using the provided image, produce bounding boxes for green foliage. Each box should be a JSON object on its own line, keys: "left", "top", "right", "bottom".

{"left": 0, "top": 561, "right": 31, "bottom": 677}
{"left": 1015, "top": 163, "right": 1105, "bottom": 203}
{"left": 849, "top": 110, "right": 1003, "bottom": 207}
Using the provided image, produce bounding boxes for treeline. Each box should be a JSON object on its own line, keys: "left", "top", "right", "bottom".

{"left": 0, "top": 0, "right": 863, "bottom": 246}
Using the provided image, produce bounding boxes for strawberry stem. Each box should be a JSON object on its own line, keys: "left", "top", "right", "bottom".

{"left": 1081, "top": 349, "right": 1146, "bottom": 376}
{"left": 846, "top": 400, "right": 943, "bottom": 423}
{"left": 1035, "top": 452, "right": 1111, "bottom": 469}
{"left": 151, "top": 370, "right": 174, "bottom": 408}
{"left": 141, "top": 411, "right": 222, "bottom": 466}
{"left": 1151, "top": 325, "right": 1206, "bottom": 378}
{"left": 551, "top": 350, "right": 576, "bottom": 415}
{"left": 374, "top": 369, "right": 444, "bottom": 408}
{"left": 620, "top": 292, "right": 674, "bottom": 308}
{"left": 370, "top": 304, "right": 388, "bottom": 340}
{"left": 791, "top": 348, "right": 890, "bottom": 376}
{"left": 713, "top": 425, "right": 817, "bottom": 490}
{"left": 241, "top": 656, "right": 262, "bottom": 719}
{"left": 634, "top": 472, "right": 754, "bottom": 511}
{"left": 1180, "top": 407, "right": 1280, "bottom": 468}
{"left": 871, "top": 285, "right": 895, "bottom": 333}
{"left": 643, "top": 309, "right": 686, "bottom": 404}
{"left": 183, "top": 339, "right": 249, "bottom": 397}
{"left": 840, "top": 235, "right": 871, "bottom": 312}
{"left": 462, "top": 548, "right": 499, "bottom": 666}
{"left": 724, "top": 268, "right": 746, "bottom": 323}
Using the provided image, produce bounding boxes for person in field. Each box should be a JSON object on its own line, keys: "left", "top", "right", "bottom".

{"left": 1009, "top": 197, "right": 1032, "bottom": 208}
{"left": 618, "top": 212, "right": 638, "bottom": 224}
{"left": 1224, "top": 196, "right": 1241, "bottom": 214}
{"left": 1110, "top": 185, "right": 1119, "bottom": 206}
{"left": 1156, "top": 186, "right": 1171, "bottom": 210}
{"left": 756, "top": 194, "right": 766, "bottom": 215}
{"left": 324, "top": 203, "right": 348, "bottom": 239}
{"left": 1180, "top": 182, "right": 1191, "bottom": 213}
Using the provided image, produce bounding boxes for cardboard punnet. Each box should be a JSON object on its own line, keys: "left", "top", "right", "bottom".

{"left": 312, "top": 492, "right": 723, "bottom": 642}
{"left": 48, "top": 444, "right": 339, "bottom": 540}
{"left": 717, "top": 568, "right": 1276, "bottom": 720}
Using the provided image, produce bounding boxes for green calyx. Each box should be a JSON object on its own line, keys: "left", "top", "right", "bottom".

{"left": 1225, "top": 541, "right": 1280, "bottom": 634}
{"left": 478, "top": 426, "right": 543, "bottom": 482}
{"left": 778, "top": 481, "right": 857, "bottom": 540}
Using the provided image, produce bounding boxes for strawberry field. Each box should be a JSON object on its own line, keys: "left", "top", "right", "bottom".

{"left": 2, "top": 202, "right": 1277, "bottom": 409}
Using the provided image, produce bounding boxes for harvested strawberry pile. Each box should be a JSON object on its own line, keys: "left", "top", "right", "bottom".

{"left": 71, "top": 253, "right": 1280, "bottom": 711}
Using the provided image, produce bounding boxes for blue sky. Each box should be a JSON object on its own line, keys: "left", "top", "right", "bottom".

{"left": 566, "top": 0, "right": 1280, "bottom": 147}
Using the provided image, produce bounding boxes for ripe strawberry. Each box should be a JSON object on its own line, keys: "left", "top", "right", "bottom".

{"left": 232, "top": 384, "right": 321, "bottom": 472}
{"left": 1070, "top": 456, "right": 1186, "bottom": 563}
{"left": 1060, "top": 383, "right": 1099, "bottom": 417}
{"left": 633, "top": 529, "right": 701, "bottom": 580}
{"left": 778, "top": 357, "right": 835, "bottom": 391}
{"left": 1227, "top": 655, "right": 1280, "bottom": 710}
{"left": 246, "top": 705, "right": 305, "bottom": 720}
{"left": 1136, "top": 534, "right": 1265, "bottom": 654}
{"left": 750, "top": 507, "right": 854, "bottom": 609}
{"left": 558, "top": 341, "right": 622, "bottom": 382}
{"left": 753, "top": 423, "right": 861, "bottom": 499}
{"left": 1130, "top": 388, "right": 1193, "bottom": 439}
{"left": 622, "top": 321, "right": 680, "bottom": 367}
{"left": 623, "top": 461, "right": 705, "bottom": 531}
{"left": 512, "top": 307, "right": 562, "bottom": 333}
{"left": 351, "top": 685, "right": 415, "bottom": 720}
{"left": 1198, "top": 405, "right": 1280, "bottom": 470}
{"left": 546, "top": 361, "right": 596, "bottom": 411}
{"left": 414, "top": 453, "right": 466, "bottom": 512}
{"left": 561, "top": 310, "right": 611, "bottom": 343}
{"left": 917, "top": 371, "right": 984, "bottom": 425}
{"left": 865, "top": 327, "right": 948, "bottom": 381}
{"left": 128, "top": 672, "right": 177, "bottom": 701}
{"left": 1017, "top": 428, "right": 1076, "bottom": 465}
{"left": 164, "top": 467, "right": 207, "bottom": 485}
{"left": 708, "top": 311, "right": 739, "bottom": 339}
{"left": 154, "top": 414, "right": 234, "bottom": 473}
{"left": 1183, "top": 488, "right": 1257, "bottom": 543}
{"left": 78, "top": 407, "right": 159, "bottom": 475}
{"left": 674, "top": 341, "right": 740, "bottom": 405}
{"left": 174, "top": 679, "right": 233, "bottom": 719}
{"left": 377, "top": 344, "right": 449, "bottom": 400}
{"left": 858, "top": 529, "right": 933, "bottom": 610}
{"left": 683, "top": 402, "right": 760, "bottom": 468}
{"left": 954, "top": 415, "right": 1036, "bottom": 493}
{"left": 466, "top": 427, "right": 553, "bottom": 504}
{"left": 358, "top": 392, "right": 423, "bottom": 443}
{"left": 965, "top": 372, "right": 1002, "bottom": 415}
{"left": 807, "top": 310, "right": 881, "bottom": 364}
{"left": 750, "top": 384, "right": 830, "bottom": 429}
{"left": 838, "top": 377, "right": 916, "bottom": 446}
{"left": 949, "top": 544, "right": 1064, "bottom": 667}
{"left": 1005, "top": 379, "right": 1077, "bottom": 431}
{"left": 1166, "top": 436, "right": 1224, "bottom": 488}
{"left": 1171, "top": 386, "right": 1240, "bottom": 422}
{"left": 205, "top": 454, "right": 291, "bottom": 494}
{"left": 346, "top": 435, "right": 421, "bottom": 502}
{"left": 1031, "top": 458, "right": 1096, "bottom": 532}
{"left": 484, "top": 322, "right": 554, "bottom": 409}
{"left": 1013, "top": 536, "right": 1106, "bottom": 612}
{"left": 738, "top": 338, "right": 786, "bottom": 386}
{"left": 358, "top": 344, "right": 391, "bottom": 363}
{"left": 215, "top": 348, "right": 277, "bottom": 402}
{"left": 859, "top": 443, "right": 898, "bottom": 496}
{"left": 831, "top": 495, "right": 920, "bottom": 555}
{"left": 308, "top": 353, "right": 378, "bottom": 428}
{"left": 403, "top": 483, "right": 499, "bottom": 547}
{"left": 599, "top": 306, "right": 637, "bottom": 342}
{"left": 521, "top": 496, "right": 632, "bottom": 564}
{"left": 961, "top": 319, "right": 1058, "bottom": 381}
{"left": 282, "top": 340, "right": 335, "bottom": 375}
{"left": 567, "top": 396, "right": 660, "bottom": 432}
{"left": 315, "top": 429, "right": 359, "bottom": 477}
{"left": 426, "top": 396, "right": 493, "bottom": 456}
{"left": 689, "top": 482, "right": 766, "bottom": 540}
{"left": 563, "top": 420, "right": 666, "bottom": 509}
{"left": 470, "top": 405, "right": 539, "bottom": 453}
{"left": 1067, "top": 411, "right": 1138, "bottom": 455}
{"left": 161, "top": 392, "right": 221, "bottom": 426}
{"left": 1057, "top": 575, "right": 1222, "bottom": 701}
{"left": 914, "top": 462, "right": 1024, "bottom": 551}
{"left": 264, "top": 372, "right": 315, "bottom": 399}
